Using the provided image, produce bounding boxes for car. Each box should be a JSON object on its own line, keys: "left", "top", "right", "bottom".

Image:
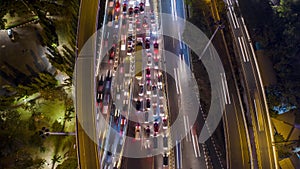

{"left": 139, "top": 2, "right": 144, "bottom": 13}
{"left": 115, "top": 0, "right": 120, "bottom": 12}
{"left": 146, "top": 67, "right": 151, "bottom": 78}
{"left": 157, "top": 72, "right": 163, "bottom": 89}
{"left": 134, "top": 6, "right": 139, "bottom": 14}
{"left": 122, "top": 3, "right": 127, "bottom": 13}
{"left": 147, "top": 56, "right": 152, "bottom": 66}
{"left": 108, "top": 0, "right": 114, "bottom": 7}
{"left": 146, "top": 98, "right": 151, "bottom": 110}
{"left": 145, "top": 39, "right": 150, "bottom": 50}
{"left": 7, "top": 29, "right": 13, "bottom": 38}
{"left": 153, "top": 121, "right": 159, "bottom": 133}
{"left": 136, "top": 23, "right": 141, "bottom": 32}
{"left": 96, "top": 92, "right": 103, "bottom": 103}
{"left": 135, "top": 124, "right": 141, "bottom": 140}
{"left": 150, "top": 14, "right": 155, "bottom": 23}
{"left": 97, "top": 75, "right": 104, "bottom": 92}
{"left": 152, "top": 85, "right": 157, "bottom": 96}
{"left": 107, "top": 11, "right": 113, "bottom": 27}
{"left": 146, "top": 83, "right": 151, "bottom": 95}
{"left": 106, "top": 151, "right": 113, "bottom": 163}
{"left": 145, "top": 126, "right": 150, "bottom": 138}
{"left": 127, "top": 46, "right": 133, "bottom": 55}
{"left": 128, "top": 7, "right": 133, "bottom": 16}
{"left": 163, "top": 154, "right": 169, "bottom": 167}
{"left": 163, "top": 135, "right": 168, "bottom": 150}
{"left": 136, "top": 99, "right": 142, "bottom": 111}
{"left": 142, "top": 20, "right": 148, "bottom": 28}
{"left": 154, "top": 42, "right": 159, "bottom": 49}
{"left": 120, "top": 116, "right": 126, "bottom": 133}
{"left": 138, "top": 84, "right": 144, "bottom": 96}
{"left": 162, "top": 117, "right": 168, "bottom": 129}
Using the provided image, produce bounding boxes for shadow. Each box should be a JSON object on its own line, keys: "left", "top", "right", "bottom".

{"left": 25, "top": 64, "right": 38, "bottom": 76}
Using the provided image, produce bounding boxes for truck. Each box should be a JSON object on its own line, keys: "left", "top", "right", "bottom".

{"left": 135, "top": 44, "right": 143, "bottom": 80}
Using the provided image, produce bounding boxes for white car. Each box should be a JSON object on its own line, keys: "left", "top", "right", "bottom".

{"left": 135, "top": 124, "right": 141, "bottom": 140}
{"left": 147, "top": 56, "right": 152, "bottom": 66}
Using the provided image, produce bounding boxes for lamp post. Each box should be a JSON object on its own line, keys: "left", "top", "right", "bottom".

{"left": 198, "top": 22, "right": 225, "bottom": 60}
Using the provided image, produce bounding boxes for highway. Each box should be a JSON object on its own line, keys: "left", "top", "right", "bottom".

{"left": 224, "top": 0, "right": 277, "bottom": 168}
{"left": 75, "top": 0, "right": 101, "bottom": 169}
{"left": 160, "top": 0, "right": 228, "bottom": 168}
{"left": 75, "top": 0, "right": 274, "bottom": 169}
{"left": 206, "top": 0, "right": 254, "bottom": 168}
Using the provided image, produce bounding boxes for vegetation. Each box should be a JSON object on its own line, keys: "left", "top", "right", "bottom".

{"left": 238, "top": 0, "right": 300, "bottom": 116}
{"left": 0, "top": 0, "right": 80, "bottom": 168}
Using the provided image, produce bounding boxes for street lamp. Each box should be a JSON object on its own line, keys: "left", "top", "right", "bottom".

{"left": 198, "top": 22, "right": 225, "bottom": 60}
{"left": 39, "top": 127, "right": 50, "bottom": 139}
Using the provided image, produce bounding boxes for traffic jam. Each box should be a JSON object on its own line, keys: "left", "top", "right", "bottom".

{"left": 96, "top": 0, "right": 169, "bottom": 168}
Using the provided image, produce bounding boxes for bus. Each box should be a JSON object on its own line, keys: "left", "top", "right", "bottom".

{"left": 135, "top": 44, "right": 143, "bottom": 80}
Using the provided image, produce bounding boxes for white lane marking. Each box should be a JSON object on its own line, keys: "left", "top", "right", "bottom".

{"left": 253, "top": 99, "right": 261, "bottom": 131}
{"left": 241, "top": 17, "right": 251, "bottom": 41}
{"left": 220, "top": 73, "right": 228, "bottom": 104}
{"left": 174, "top": 68, "right": 179, "bottom": 94}
{"left": 170, "top": 0, "right": 175, "bottom": 21}
{"left": 176, "top": 141, "right": 180, "bottom": 169}
{"left": 231, "top": 6, "right": 240, "bottom": 28}
{"left": 194, "top": 132, "right": 201, "bottom": 157}
{"left": 222, "top": 73, "right": 231, "bottom": 104}
{"left": 229, "top": 0, "right": 232, "bottom": 6}
{"left": 191, "top": 132, "right": 199, "bottom": 157}
{"left": 174, "top": 0, "right": 178, "bottom": 21}
{"left": 228, "top": 7, "right": 237, "bottom": 29}
{"left": 183, "top": 115, "right": 190, "bottom": 142}
{"left": 176, "top": 68, "right": 182, "bottom": 94}
{"left": 241, "top": 36, "right": 250, "bottom": 62}
{"left": 186, "top": 116, "right": 192, "bottom": 141}
{"left": 237, "top": 36, "right": 247, "bottom": 62}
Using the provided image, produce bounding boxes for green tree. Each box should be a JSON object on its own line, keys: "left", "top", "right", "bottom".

{"left": 56, "top": 157, "right": 78, "bottom": 169}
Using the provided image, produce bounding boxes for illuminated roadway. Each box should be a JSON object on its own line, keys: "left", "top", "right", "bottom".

{"left": 75, "top": 0, "right": 100, "bottom": 169}
{"left": 223, "top": 0, "right": 277, "bottom": 168}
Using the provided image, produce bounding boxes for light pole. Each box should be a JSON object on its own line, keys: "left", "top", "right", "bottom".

{"left": 198, "top": 23, "right": 225, "bottom": 60}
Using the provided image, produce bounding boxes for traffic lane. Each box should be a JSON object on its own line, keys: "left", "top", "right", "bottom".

{"left": 127, "top": 156, "right": 154, "bottom": 169}
{"left": 181, "top": 136, "right": 206, "bottom": 169}
{"left": 77, "top": 0, "right": 99, "bottom": 52}
{"left": 243, "top": 60, "right": 273, "bottom": 169}
{"left": 77, "top": 124, "right": 99, "bottom": 169}
{"left": 76, "top": 56, "right": 99, "bottom": 169}
{"left": 257, "top": 131, "right": 273, "bottom": 169}
{"left": 224, "top": 103, "right": 251, "bottom": 169}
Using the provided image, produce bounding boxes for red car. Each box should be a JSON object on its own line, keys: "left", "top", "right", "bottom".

{"left": 153, "top": 121, "right": 159, "bottom": 133}
{"left": 115, "top": 0, "right": 120, "bottom": 12}
{"left": 120, "top": 116, "right": 126, "bottom": 133}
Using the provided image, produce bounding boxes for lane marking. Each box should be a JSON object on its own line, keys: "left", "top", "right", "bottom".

{"left": 191, "top": 132, "right": 198, "bottom": 157}
{"left": 228, "top": 8, "right": 236, "bottom": 29}
{"left": 174, "top": 68, "right": 179, "bottom": 94}
{"left": 237, "top": 36, "right": 247, "bottom": 62}
{"left": 231, "top": 6, "right": 240, "bottom": 28}
{"left": 176, "top": 68, "right": 182, "bottom": 94}
{"left": 220, "top": 73, "right": 228, "bottom": 104}
{"left": 222, "top": 73, "right": 231, "bottom": 104}
{"left": 241, "top": 36, "right": 250, "bottom": 62}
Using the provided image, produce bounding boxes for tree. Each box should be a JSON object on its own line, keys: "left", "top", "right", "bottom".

{"left": 56, "top": 157, "right": 78, "bottom": 169}
{"left": 51, "top": 154, "right": 62, "bottom": 169}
